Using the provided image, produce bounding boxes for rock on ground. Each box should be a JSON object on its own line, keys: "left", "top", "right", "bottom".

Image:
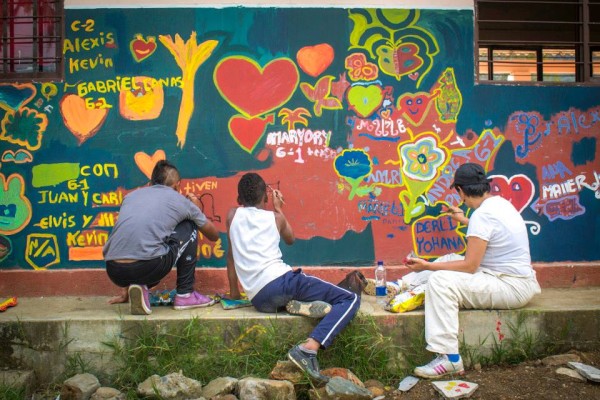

{"left": 61, "top": 373, "right": 101, "bottom": 400}
{"left": 137, "top": 371, "right": 203, "bottom": 400}
{"left": 237, "top": 377, "right": 295, "bottom": 400}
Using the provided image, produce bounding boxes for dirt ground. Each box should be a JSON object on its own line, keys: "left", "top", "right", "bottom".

{"left": 384, "top": 350, "right": 600, "bottom": 399}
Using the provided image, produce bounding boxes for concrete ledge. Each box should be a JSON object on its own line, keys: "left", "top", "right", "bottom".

{"left": 0, "top": 370, "right": 35, "bottom": 396}
{"left": 0, "top": 288, "right": 599, "bottom": 386}
{"left": 1, "top": 262, "right": 600, "bottom": 297}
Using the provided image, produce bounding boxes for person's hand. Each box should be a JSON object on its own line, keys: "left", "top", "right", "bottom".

{"left": 441, "top": 204, "right": 467, "bottom": 224}
{"left": 186, "top": 192, "right": 203, "bottom": 208}
{"left": 272, "top": 189, "right": 285, "bottom": 212}
{"left": 108, "top": 288, "right": 128, "bottom": 304}
{"left": 442, "top": 204, "right": 463, "bottom": 215}
{"left": 404, "top": 255, "right": 430, "bottom": 271}
{"left": 223, "top": 292, "right": 242, "bottom": 300}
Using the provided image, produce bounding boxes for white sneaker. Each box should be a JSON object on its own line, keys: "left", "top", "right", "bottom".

{"left": 414, "top": 354, "right": 465, "bottom": 379}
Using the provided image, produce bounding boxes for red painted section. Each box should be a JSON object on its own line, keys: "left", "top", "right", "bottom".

{"left": 1, "top": 263, "right": 599, "bottom": 297}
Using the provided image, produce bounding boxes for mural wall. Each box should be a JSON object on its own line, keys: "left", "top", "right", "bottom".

{"left": 1, "top": 7, "right": 599, "bottom": 271}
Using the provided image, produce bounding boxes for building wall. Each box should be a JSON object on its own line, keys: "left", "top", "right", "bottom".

{"left": 1, "top": 5, "right": 599, "bottom": 273}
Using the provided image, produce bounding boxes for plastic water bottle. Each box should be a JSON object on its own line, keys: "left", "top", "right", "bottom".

{"left": 375, "top": 260, "right": 387, "bottom": 306}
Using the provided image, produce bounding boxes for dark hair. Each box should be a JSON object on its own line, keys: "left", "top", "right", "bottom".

{"left": 456, "top": 182, "right": 490, "bottom": 197}
{"left": 237, "top": 172, "right": 267, "bottom": 207}
{"left": 150, "top": 160, "right": 180, "bottom": 187}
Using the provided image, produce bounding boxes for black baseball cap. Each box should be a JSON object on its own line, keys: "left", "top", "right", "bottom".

{"left": 451, "top": 163, "right": 492, "bottom": 188}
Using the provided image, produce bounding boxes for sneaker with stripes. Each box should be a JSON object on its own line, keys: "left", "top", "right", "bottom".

{"left": 414, "top": 354, "right": 465, "bottom": 379}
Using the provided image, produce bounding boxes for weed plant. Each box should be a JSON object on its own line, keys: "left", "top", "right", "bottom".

{"left": 104, "top": 312, "right": 404, "bottom": 394}
{"left": 460, "top": 313, "right": 549, "bottom": 367}
{"left": 0, "top": 385, "right": 24, "bottom": 400}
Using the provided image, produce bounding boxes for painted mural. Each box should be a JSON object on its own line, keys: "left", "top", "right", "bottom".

{"left": 0, "top": 8, "right": 599, "bottom": 270}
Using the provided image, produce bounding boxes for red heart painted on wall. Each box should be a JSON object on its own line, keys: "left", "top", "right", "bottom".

{"left": 229, "top": 113, "right": 275, "bottom": 153}
{"left": 397, "top": 91, "right": 437, "bottom": 126}
{"left": 489, "top": 174, "right": 535, "bottom": 213}
{"left": 130, "top": 36, "right": 157, "bottom": 62}
{"left": 296, "top": 43, "right": 334, "bottom": 77}
{"left": 214, "top": 57, "right": 299, "bottom": 118}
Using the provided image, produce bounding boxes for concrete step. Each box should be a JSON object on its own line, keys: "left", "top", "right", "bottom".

{"left": 0, "top": 370, "right": 35, "bottom": 397}
{"left": 1, "top": 287, "right": 599, "bottom": 387}
{"left": 1, "top": 262, "right": 600, "bottom": 297}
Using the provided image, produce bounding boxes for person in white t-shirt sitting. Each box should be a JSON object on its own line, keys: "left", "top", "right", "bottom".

{"left": 405, "top": 163, "right": 542, "bottom": 379}
{"left": 225, "top": 172, "right": 360, "bottom": 384}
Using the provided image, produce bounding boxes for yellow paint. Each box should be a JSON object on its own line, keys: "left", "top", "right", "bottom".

{"left": 25, "top": 233, "right": 60, "bottom": 270}
{"left": 0, "top": 107, "right": 48, "bottom": 151}
{"left": 278, "top": 107, "right": 311, "bottom": 131}
{"left": 159, "top": 32, "right": 219, "bottom": 148}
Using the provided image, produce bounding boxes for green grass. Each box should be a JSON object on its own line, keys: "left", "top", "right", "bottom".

{"left": 21, "top": 310, "right": 567, "bottom": 399}
{"left": 0, "top": 385, "right": 25, "bottom": 400}
{"left": 460, "top": 313, "right": 550, "bottom": 368}
{"left": 103, "top": 312, "right": 405, "bottom": 395}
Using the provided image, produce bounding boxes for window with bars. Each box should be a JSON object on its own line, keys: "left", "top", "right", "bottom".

{"left": 1, "top": 0, "right": 64, "bottom": 82}
{"left": 476, "top": 0, "right": 600, "bottom": 84}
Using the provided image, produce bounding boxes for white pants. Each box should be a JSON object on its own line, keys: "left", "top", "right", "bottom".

{"left": 424, "top": 254, "right": 542, "bottom": 354}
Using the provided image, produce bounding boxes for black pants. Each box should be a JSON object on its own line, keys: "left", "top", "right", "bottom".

{"left": 106, "top": 220, "right": 198, "bottom": 294}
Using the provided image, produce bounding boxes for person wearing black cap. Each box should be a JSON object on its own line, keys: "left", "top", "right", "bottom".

{"left": 405, "top": 162, "right": 541, "bottom": 379}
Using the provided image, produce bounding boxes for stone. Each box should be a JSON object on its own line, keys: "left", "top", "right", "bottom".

{"left": 556, "top": 367, "right": 586, "bottom": 382}
{"left": 0, "top": 370, "right": 35, "bottom": 396}
{"left": 90, "top": 387, "right": 126, "bottom": 400}
{"left": 362, "top": 379, "right": 384, "bottom": 389}
{"left": 317, "top": 376, "right": 372, "bottom": 399}
{"left": 568, "top": 361, "right": 600, "bottom": 382}
{"left": 308, "top": 387, "right": 328, "bottom": 400}
{"left": 201, "top": 377, "right": 238, "bottom": 399}
{"left": 269, "top": 360, "right": 305, "bottom": 383}
{"left": 61, "top": 373, "right": 101, "bottom": 400}
{"left": 397, "top": 375, "right": 419, "bottom": 392}
{"left": 237, "top": 377, "right": 295, "bottom": 400}
{"left": 431, "top": 380, "right": 479, "bottom": 399}
{"left": 137, "top": 372, "right": 203, "bottom": 400}
{"left": 364, "top": 379, "right": 385, "bottom": 397}
{"left": 541, "top": 353, "right": 581, "bottom": 366}
{"left": 321, "top": 367, "right": 365, "bottom": 387}
{"left": 211, "top": 395, "right": 238, "bottom": 400}
{"left": 367, "top": 386, "right": 385, "bottom": 397}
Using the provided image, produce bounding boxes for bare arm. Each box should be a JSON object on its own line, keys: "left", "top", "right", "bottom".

{"left": 272, "top": 189, "right": 294, "bottom": 245}
{"left": 187, "top": 193, "right": 220, "bottom": 241}
{"left": 199, "top": 220, "right": 220, "bottom": 241}
{"left": 405, "top": 236, "right": 487, "bottom": 274}
{"left": 225, "top": 207, "right": 242, "bottom": 299}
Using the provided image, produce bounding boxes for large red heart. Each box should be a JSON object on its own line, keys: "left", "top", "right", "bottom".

{"left": 489, "top": 174, "right": 534, "bottom": 213}
{"left": 214, "top": 57, "right": 299, "bottom": 118}
{"left": 229, "top": 114, "right": 275, "bottom": 153}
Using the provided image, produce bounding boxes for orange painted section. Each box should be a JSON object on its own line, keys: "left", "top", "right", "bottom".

{"left": 68, "top": 246, "right": 104, "bottom": 261}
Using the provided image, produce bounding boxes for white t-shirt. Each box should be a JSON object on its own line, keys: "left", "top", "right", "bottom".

{"left": 229, "top": 207, "right": 292, "bottom": 299}
{"left": 467, "top": 195, "right": 533, "bottom": 276}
